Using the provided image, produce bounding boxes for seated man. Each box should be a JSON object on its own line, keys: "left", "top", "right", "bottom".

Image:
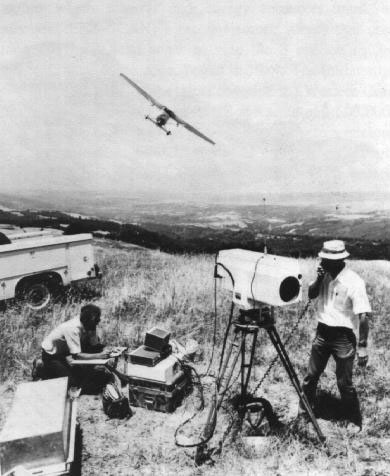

{"left": 34, "top": 303, "right": 113, "bottom": 391}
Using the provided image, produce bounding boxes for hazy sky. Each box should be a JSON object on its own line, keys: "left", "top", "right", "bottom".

{"left": 1, "top": 1, "right": 390, "bottom": 197}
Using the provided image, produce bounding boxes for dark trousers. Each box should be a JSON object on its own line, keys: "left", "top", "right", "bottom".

{"left": 302, "top": 323, "right": 362, "bottom": 426}
{"left": 42, "top": 350, "right": 76, "bottom": 385}
{"left": 41, "top": 350, "right": 113, "bottom": 391}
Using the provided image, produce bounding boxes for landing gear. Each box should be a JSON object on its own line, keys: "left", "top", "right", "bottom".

{"left": 145, "top": 115, "right": 172, "bottom": 136}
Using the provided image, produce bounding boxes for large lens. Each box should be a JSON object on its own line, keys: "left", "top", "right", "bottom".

{"left": 279, "top": 276, "right": 300, "bottom": 302}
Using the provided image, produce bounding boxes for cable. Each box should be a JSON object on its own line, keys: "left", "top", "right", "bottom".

{"left": 174, "top": 359, "right": 217, "bottom": 448}
{"left": 203, "top": 254, "right": 219, "bottom": 377}
{"left": 215, "top": 262, "right": 234, "bottom": 287}
{"left": 202, "top": 259, "right": 235, "bottom": 378}
{"left": 175, "top": 260, "right": 236, "bottom": 449}
{"left": 250, "top": 257, "right": 262, "bottom": 304}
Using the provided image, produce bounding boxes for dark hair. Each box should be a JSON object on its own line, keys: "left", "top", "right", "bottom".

{"left": 80, "top": 304, "right": 101, "bottom": 327}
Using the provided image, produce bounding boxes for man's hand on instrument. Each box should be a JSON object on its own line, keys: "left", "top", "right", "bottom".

{"left": 107, "top": 346, "right": 127, "bottom": 357}
{"left": 317, "top": 265, "right": 325, "bottom": 282}
{"left": 357, "top": 347, "right": 368, "bottom": 367}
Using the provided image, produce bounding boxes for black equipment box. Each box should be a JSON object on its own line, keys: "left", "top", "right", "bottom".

{"left": 128, "top": 372, "right": 189, "bottom": 413}
{"left": 144, "top": 327, "right": 170, "bottom": 352}
{"left": 129, "top": 345, "right": 164, "bottom": 367}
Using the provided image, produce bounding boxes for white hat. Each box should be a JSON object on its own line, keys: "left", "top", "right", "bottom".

{"left": 318, "top": 240, "right": 350, "bottom": 260}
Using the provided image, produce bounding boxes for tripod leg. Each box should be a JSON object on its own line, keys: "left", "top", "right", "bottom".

{"left": 232, "top": 329, "right": 259, "bottom": 430}
{"left": 266, "top": 326, "right": 325, "bottom": 442}
{"left": 241, "top": 329, "right": 258, "bottom": 400}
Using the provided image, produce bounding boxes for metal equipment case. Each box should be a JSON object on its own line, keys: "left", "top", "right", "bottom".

{"left": 125, "top": 355, "right": 190, "bottom": 413}
{"left": 128, "top": 372, "right": 189, "bottom": 413}
{"left": 0, "top": 378, "right": 79, "bottom": 476}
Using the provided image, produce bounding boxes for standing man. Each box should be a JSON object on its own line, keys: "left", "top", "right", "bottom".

{"left": 35, "top": 303, "right": 112, "bottom": 390}
{"left": 301, "top": 240, "right": 371, "bottom": 429}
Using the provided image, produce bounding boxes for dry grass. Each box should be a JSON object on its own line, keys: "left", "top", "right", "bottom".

{"left": 1, "top": 240, "right": 390, "bottom": 475}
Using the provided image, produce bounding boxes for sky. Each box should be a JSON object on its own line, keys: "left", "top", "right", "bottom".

{"left": 1, "top": 0, "right": 390, "bottom": 198}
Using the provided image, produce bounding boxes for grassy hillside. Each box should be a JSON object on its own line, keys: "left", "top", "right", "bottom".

{"left": 1, "top": 240, "right": 390, "bottom": 475}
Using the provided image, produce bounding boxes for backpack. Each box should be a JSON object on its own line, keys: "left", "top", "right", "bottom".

{"left": 102, "top": 382, "right": 132, "bottom": 419}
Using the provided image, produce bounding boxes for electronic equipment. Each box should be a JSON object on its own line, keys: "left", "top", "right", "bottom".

{"left": 127, "top": 327, "right": 172, "bottom": 367}
{"left": 122, "top": 327, "right": 189, "bottom": 413}
{"left": 144, "top": 327, "right": 171, "bottom": 353}
{"left": 129, "top": 345, "right": 166, "bottom": 367}
{"left": 193, "top": 250, "right": 324, "bottom": 466}
{"left": 125, "top": 354, "right": 188, "bottom": 413}
{"left": 216, "top": 249, "right": 302, "bottom": 309}
{"left": 125, "top": 354, "right": 181, "bottom": 385}
{"left": 128, "top": 372, "right": 188, "bottom": 413}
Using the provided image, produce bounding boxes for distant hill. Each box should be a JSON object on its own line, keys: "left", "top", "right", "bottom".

{"left": 0, "top": 207, "right": 389, "bottom": 259}
{"left": 1, "top": 190, "right": 390, "bottom": 243}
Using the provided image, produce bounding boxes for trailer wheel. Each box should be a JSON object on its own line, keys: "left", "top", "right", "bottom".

{"left": 23, "top": 282, "right": 52, "bottom": 310}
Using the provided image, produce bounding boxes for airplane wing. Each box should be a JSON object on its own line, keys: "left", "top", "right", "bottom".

{"left": 172, "top": 113, "right": 215, "bottom": 145}
{"left": 120, "top": 73, "right": 165, "bottom": 110}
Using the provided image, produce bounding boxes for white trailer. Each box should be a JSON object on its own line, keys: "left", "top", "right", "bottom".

{"left": 0, "top": 233, "right": 101, "bottom": 310}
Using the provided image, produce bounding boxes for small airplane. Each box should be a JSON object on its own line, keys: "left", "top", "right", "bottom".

{"left": 120, "top": 73, "right": 215, "bottom": 145}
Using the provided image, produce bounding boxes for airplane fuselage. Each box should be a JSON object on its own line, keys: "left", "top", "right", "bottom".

{"left": 156, "top": 112, "right": 170, "bottom": 126}
{"left": 145, "top": 114, "right": 171, "bottom": 135}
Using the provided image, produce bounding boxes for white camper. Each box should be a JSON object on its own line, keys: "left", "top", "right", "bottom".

{"left": 0, "top": 233, "right": 101, "bottom": 309}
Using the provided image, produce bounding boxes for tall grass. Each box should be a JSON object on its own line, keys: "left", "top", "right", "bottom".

{"left": 2, "top": 243, "right": 390, "bottom": 397}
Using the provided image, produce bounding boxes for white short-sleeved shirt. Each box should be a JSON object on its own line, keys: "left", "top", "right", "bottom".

{"left": 315, "top": 267, "right": 371, "bottom": 334}
{"left": 42, "top": 317, "right": 85, "bottom": 356}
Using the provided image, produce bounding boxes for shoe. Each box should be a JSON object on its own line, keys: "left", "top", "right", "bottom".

{"left": 32, "top": 358, "right": 44, "bottom": 381}
{"left": 68, "top": 386, "right": 82, "bottom": 399}
{"left": 339, "top": 420, "right": 362, "bottom": 435}
{"left": 346, "top": 422, "right": 362, "bottom": 435}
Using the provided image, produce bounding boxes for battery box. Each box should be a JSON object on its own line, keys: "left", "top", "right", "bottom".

{"left": 128, "top": 371, "right": 189, "bottom": 413}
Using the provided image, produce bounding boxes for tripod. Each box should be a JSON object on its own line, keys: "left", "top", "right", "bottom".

{"left": 195, "top": 307, "right": 325, "bottom": 464}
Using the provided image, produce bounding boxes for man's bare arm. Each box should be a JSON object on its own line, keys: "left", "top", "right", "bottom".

{"left": 72, "top": 351, "right": 110, "bottom": 360}
{"left": 358, "top": 312, "right": 369, "bottom": 347}
{"left": 308, "top": 265, "right": 325, "bottom": 299}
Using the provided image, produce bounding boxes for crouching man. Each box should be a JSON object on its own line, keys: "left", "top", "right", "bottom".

{"left": 35, "top": 303, "right": 113, "bottom": 391}
{"left": 301, "top": 240, "right": 371, "bottom": 430}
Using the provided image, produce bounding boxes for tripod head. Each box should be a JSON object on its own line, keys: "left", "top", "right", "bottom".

{"left": 237, "top": 307, "right": 274, "bottom": 328}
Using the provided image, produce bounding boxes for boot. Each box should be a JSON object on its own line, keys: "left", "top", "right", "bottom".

{"left": 32, "top": 358, "right": 45, "bottom": 381}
